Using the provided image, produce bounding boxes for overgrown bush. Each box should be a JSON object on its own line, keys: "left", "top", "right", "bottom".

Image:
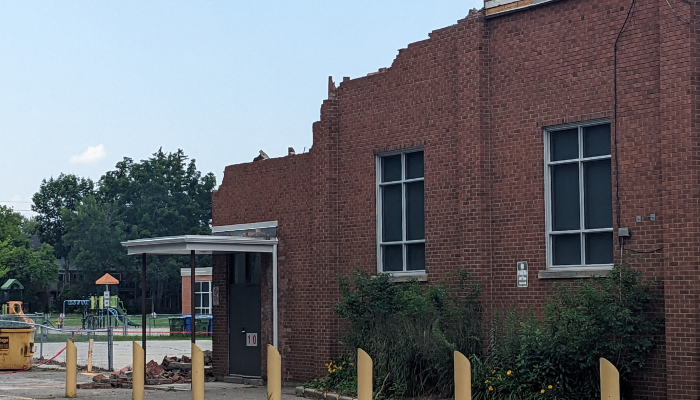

{"left": 310, "top": 266, "right": 661, "bottom": 400}
{"left": 474, "top": 266, "right": 663, "bottom": 400}
{"left": 332, "top": 270, "right": 482, "bottom": 398}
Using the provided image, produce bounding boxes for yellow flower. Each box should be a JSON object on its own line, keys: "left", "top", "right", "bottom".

{"left": 488, "top": 386, "right": 493, "bottom": 391}
{"left": 497, "top": 376, "right": 502, "bottom": 381}
{"left": 338, "top": 366, "right": 342, "bottom": 370}
{"left": 491, "top": 370, "right": 496, "bottom": 374}
{"left": 484, "top": 380, "right": 490, "bottom": 384}
{"left": 548, "top": 385, "right": 553, "bottom": 389}
{"left": 541, "top": 389, "right": 545, "bottom": 394}
{"left": 507, "top": 370, "right": 512, "bottom": 376}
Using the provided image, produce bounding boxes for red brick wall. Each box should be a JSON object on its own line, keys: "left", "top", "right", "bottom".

{"left": 181, "top": 275, "right": 212, "bottom": 315}
{"left": 212, "top": 1, "right": 698, "bottom": 397}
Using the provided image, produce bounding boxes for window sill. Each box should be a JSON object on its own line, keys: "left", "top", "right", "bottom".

{"left": 382, "top": 272, "right": 428, "bottom": 282}
{"left": 538, "top": 267, "right": 613, "bottom": 280}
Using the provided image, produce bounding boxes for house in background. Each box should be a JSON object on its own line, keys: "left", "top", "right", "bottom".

{"left": 180, "top": 267, "right": 212, "bottom": 315}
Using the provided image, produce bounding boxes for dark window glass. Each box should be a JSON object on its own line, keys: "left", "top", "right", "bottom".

{"left": 406, "top": 243, "right": 425, "bottom": 271}
{"left": 202, "top": 294, "right": 210, "bottom": 308}
{"left": 553, "top": 234, "right": 581, "bottom": 265}
{"left": 202, "top": 282, "right": 210, "bottom": 292}
{"left": 584, "top": 160, "right": 612, "bottom": 229}
{"left": 406, "top": 181, "right": 424, "bottom": 240}
{"left": 405, "top": 151, "right": 424, "bottom": 179}
{"left": 195, "top": 293, "right": 202, "bottom": 307}
{"left": 550, "top": 128, "right": 578, "bottom": 161}
{"left": 551, "top": 163, "right": 580, "bottom": 231}
{"left": 382, "top": 185, "right": 402, "bottom": 242}
{"left": 383, "top": 245, "right": 403, "bottom": 272}
{"left": 583, "top": 124, "right": 611, "bottom": 158}
{"left": 585, "top": 232, "right": 613, "bottom": 265}
{"left": 382, "top": 155, "right": 402, "bottom": 182}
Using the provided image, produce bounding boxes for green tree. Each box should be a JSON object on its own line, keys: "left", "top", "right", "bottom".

{"left": 31, "top": 174, "right": 95, "bottom": 277}
{"left": 98, "top": 148, "right": 216, "bottom": 311}
{"left": 61, "top": 196, "right": 132, "bottom": 294}
{"left": 0, "top": 206, "right": 58, "bottom": 311}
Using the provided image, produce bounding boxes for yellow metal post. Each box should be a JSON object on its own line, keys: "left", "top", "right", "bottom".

{"left": 192, "top": 343, "right": 205, "bottom": 400}
{"left": 357, "top": 348, "right": 373, "bottom": 400}
{"left": 267, "top": 345, "right": 282, "bottom": 400}
{"left": 65, "top": 340, "right": 77, "bottom": 398}
{"left": 600, "top": 357, "right": 620, "bottom": 400}
{"left": 454, "top": 351, "right": 472, "bottom": 400}
{"left": 133, "top": 341, "right": 144, "bottom": 400}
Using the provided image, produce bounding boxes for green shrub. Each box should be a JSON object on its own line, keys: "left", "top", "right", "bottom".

{"left": 332, "top": 270, "right": 482, "bottom": 398}
{"left": 474, "top": 266, "right": 663, "bottom": 400}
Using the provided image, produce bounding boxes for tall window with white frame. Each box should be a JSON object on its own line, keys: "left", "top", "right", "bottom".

{"left": 546, "top": 121, "right": 613, "bottom": 268}
{"left": 194, "top": 281, "right": 212, "bottom": 315}
{"left": 377, "top": 149, "right": 425, "bottom": 273}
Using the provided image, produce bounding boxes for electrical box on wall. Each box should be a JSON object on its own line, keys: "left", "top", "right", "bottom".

{"left": 618, "top": 227, "right": 630, "bottom": 237}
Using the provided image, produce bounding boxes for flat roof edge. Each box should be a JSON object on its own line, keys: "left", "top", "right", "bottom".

{"left": 212, "top": 221, "right": 278, "bottom": 233}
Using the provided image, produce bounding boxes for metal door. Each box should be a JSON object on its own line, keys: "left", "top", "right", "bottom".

{"left": 228, "top": 253, "right": 261, "bottom": 377}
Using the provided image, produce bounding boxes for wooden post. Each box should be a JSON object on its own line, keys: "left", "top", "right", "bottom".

{"left": 600, "top": 358, "right": 620, "bottom": 400}
{"left": 357, "top": 348, "right": 372, "bottom": 400}
{"left": 267, "top": 345, "right": 282, "bottom": 400}
{"left": 454, "top": 351, "right": 472, "bottom": 400}
{"left": 192, "top": 343, "right": 205, "bottom": 400}
{"left": 133, "top": 342, "right": 145, "bottom": 400}
{"left": 87, "top": 338, "right": 94, "bottom": 372}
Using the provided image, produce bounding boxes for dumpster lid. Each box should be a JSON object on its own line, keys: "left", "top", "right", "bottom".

{"left": 0, "top": 279, "right": 23, "bottom": 290}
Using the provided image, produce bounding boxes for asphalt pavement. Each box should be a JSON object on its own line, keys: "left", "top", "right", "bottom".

{"left": 0, "top": 368, "right": 300, "bottom": 400}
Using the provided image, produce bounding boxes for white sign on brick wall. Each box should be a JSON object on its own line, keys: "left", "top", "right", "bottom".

{"left": 517, "top": 261, "right": 528, "bottom": 288}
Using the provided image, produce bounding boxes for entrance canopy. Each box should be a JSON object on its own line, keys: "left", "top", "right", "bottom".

{"left": 121, "top": 234, "right": 279, "bottom": 371}
{"left": 122, "top": 235, "right": 278, "bottom": 255}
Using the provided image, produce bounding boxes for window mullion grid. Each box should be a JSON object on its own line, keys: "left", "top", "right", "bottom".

{"left": 401, "top": 153, "right": 407, "bottom": 272}
{"left": 578, "top": 126, "right": 586, "bottom": 266}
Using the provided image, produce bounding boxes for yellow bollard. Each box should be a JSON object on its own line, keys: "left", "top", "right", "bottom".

{"left": 65, "top": 340, "right": 77, "bottom": 398}
{"left": 600, "top": 358, "right": 620, "bottom": 400}
{"left": 133, "top": 341, "right": 144, "bottom": 400}
{"left": 267, "top": 345, "right": 281, "bottom": 400}
{"left": 357, "top": 348, "right": 373, "bottom": 400}
{"left": 454, "top": 351, "right": 472, "bottom": 400}
{"left": 192, "top": 343, "right": 205, "bottom": 400}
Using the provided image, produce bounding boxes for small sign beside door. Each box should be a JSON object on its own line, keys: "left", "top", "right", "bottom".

{"left": 213, "top": 286, "right": 219, "bottom": 306}
{"left": 246, "top": 333, "right": 258, "bottom": 347}
{"left": 517, "top": 261, "right": 528, "bottom": 288}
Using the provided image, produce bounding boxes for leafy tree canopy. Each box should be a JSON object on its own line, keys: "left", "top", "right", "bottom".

{"left": 46, "top": 148, "right": 216, "bottom": 311}
{"left": 0, "top": 206, "right": 58, "bottom": 308}
{"left": 31, "top": 174, "right": 95, "bottom": 260}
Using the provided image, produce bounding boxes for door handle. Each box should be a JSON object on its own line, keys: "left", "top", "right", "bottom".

{"left": 241, "top": 327, "right": 246, "bottom": 334}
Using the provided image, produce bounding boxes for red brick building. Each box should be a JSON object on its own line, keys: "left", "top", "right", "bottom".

{"left": 210, "top": 0, "right": 700, "bottom": 398}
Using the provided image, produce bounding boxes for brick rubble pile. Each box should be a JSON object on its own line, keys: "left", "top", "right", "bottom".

{"left": 79, "top": 350, "right": 214, "bottom": 389}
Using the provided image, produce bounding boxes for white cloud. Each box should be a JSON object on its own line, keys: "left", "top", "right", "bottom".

{"left": 70, "top": 144, "right": 106, "bottom": 164}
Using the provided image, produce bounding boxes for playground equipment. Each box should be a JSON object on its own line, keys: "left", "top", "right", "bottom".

{"left": 0, "top": 279, "right": 35, "bottom": 370}
{"left": 60, "top": 273, "right": 139, "bottom": 329}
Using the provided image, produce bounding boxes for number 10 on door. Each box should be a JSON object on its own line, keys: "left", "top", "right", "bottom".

{"left": 246, "top": 333, "right": 258, "bottom": 347}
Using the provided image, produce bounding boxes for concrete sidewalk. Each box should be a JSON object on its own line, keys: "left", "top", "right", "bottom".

{"left": 0, "top": 369, "right": 299, "bottom": 400}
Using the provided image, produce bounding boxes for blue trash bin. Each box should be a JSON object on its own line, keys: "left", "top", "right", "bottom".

{"left": 183, "top": 314, "right": 192, "bottom": 334}
{"left": 206, "top": 315, "right": 213, "bottom": 336}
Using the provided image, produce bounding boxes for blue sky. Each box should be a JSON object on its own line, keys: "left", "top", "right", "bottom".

{"left": 0, "top": 1, "right": 481, "bottom": 217}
